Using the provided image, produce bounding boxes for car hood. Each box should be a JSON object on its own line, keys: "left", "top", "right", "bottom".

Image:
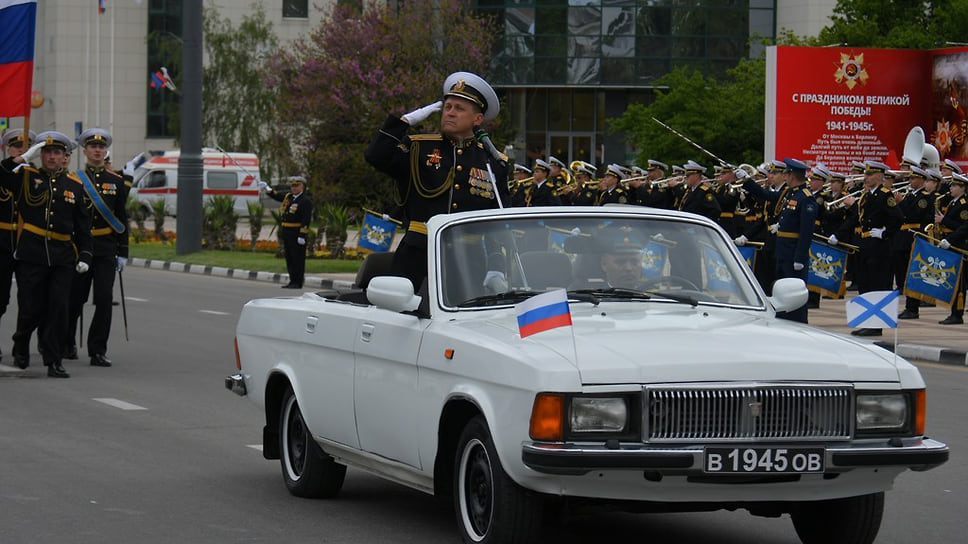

{"left": 475, "top": 303, "right": 904, "bottom": 385}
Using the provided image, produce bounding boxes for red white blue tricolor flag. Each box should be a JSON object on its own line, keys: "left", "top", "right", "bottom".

{"left": 0, "top": 0, "right": 37, "bottom": 117}
{"left": 515, "top": 289, "right": 572, "bottom": 338}
{"left": 846, "top": 290, "right": 899, "bottom": 329}
{"left": 98, "top": 0, "right": 106, "bottom": 14}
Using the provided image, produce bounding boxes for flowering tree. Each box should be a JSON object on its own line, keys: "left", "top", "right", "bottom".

{"left": 264, "top": 0, "right": 497, "bottom": 212}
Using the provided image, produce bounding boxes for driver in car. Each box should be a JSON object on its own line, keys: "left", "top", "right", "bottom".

{"left": 597, "top": 227, "right": 646, "bottom": 288}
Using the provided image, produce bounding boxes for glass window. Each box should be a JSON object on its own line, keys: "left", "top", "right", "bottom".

{"left": 206, "top": 171, "right": 238, "bottom": 189}
{"left": 283, "top": 0, "right": 308, "bottom": 18}
{"left": 437, "top": 214, "right": 762, "bottom": 309}
{"left": 145, "top": 171, "right": 167, "bottom": 188}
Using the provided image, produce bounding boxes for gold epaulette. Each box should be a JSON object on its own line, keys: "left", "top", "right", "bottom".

{"left": 878, "top": 186, "right": 892, "bottom": 193}
{"left": 410, "top": 133, "right": 443, "bottom": 141}
{"left": 19, "top": 165, "right": 38, "bottom": 174}
{"left": 66, "top": 171, "right": 84, "bottom": 184}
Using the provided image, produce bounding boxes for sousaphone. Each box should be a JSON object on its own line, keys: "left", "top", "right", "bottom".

{"left": 901, "top": 126, "right": 925, "bottom": 167}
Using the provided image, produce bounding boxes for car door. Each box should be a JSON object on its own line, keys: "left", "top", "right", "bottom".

{"left": 353, "top": 306, "right": 427, "bottom": 468}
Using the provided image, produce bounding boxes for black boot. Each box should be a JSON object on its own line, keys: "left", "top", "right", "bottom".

{"left": 47, "top": 362, "right": 70, "bottom": 378}
{"left": 12, "top": 343, "right": 28, "bottom": 369}
{"left": 64, "top": 344, "right": 78, "bottom": 360}
{"left": 939, "top": 314, "right": 964, "bottom": 325}
{"left": 90, "top": 354, "right": 112, "bottom": 367}
{"left": 898, "top": 309, "right": 919, "bottom": 320}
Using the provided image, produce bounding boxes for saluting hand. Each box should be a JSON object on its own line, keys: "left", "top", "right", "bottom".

{"left": 401, "top": 101, "right": 443, "bottom": 125}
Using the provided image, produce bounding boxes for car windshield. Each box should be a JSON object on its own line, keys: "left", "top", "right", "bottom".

{"left": 436, "top": 215, "right": 763, "bottom": 310}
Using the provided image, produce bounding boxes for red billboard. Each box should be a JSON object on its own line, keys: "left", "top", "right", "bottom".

{"left": 767, "top": 46, "right": 932, "bottom": 172}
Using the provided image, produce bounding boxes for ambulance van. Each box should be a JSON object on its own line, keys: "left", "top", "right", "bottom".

{"left": 128, "top": 148, "right": 261, "bottom": 216}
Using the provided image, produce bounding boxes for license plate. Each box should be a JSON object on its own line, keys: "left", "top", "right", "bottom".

{"left": 704, "top": 447, "right": 825, "bottom": 474}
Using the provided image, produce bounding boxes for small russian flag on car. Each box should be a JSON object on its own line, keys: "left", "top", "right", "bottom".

{"left": 515, "top": 289, "right": 572, "bottom": 338}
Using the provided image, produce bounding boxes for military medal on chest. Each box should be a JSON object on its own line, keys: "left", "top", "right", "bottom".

{"left": 426, "top": 148, "right": 442, "bottom": 170}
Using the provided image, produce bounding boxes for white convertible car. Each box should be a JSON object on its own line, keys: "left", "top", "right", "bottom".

{"left": 227, "top": 206, "right": 948, "bottom": 544}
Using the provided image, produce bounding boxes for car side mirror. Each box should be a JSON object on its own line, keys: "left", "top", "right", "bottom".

{"left": 768, "top": 278, "right": 809, "bottom": 313}
{"left": 366, "top": 276, "right": 422, "bottom": 313}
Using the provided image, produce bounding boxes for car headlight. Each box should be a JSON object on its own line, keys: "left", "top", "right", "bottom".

{"left": 570, "top": 397, "right": 628, "bottom": 433}
{"left": 856, "top": 393, "right": 908, "bottom": 431}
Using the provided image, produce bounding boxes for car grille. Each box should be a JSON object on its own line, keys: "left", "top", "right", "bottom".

{"left": 645, "top": 384, "right": 853, "bottom": 442}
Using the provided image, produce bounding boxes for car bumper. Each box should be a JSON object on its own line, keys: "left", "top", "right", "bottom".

{"left": 225, "top": 373, "right": 247, "bottom": 396}
{"left": 521, "top": 437, "right": 949, "bottom": 476}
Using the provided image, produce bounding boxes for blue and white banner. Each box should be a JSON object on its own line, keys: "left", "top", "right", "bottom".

{"left": 904, "top": 236, "right": 963, "bottom": 307}
{"left": 358, "top": 211, "right": 397, "bottom": 252}
{"left": 808, "top": 239, "right": 848, "bottom": 298}
{"left": 641, "top": 241, "right": 668, "bottom": 280}
{"left": 702, "top": 245, "right": 737, "bottom": 294}
{"left": 847, "top": 290, "right": 899, "bottom": 329}
{"left": 737, "top": 245, "right": 757, "bottom": 270}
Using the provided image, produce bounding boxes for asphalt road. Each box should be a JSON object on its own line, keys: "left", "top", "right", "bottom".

{"left": 0, "top": 267, "right": 963, "bottom": 543}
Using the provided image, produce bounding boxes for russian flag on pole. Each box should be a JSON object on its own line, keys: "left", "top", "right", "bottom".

{"left": 846, "top": 290, "right": 899, "bottom": 329}
{"left": 515, "top": 289, "right": 572, "bottom": 338}
{"left": 0, "top": 0, "right": 38, "bottom": 117}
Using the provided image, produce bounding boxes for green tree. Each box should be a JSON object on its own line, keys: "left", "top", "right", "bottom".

{"left": 202, "top": 3, "right": 280, "bottom": 179}
{"left": 611, "top": 59, "right": 767, "bottom": 168}
{"left": 264, "top": 0, "right": 498, "bottom": 213}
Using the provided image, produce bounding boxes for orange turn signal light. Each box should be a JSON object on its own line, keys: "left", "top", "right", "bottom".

{"left": 530, "top": 393, "right": 564, "bottom": 441}
{"left": 914, "top": 389, "right": 925, "bottom": 436}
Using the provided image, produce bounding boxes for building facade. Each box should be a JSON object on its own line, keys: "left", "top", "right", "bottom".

{"left": 11, "top": 0, "right": 835, "bottom": 172}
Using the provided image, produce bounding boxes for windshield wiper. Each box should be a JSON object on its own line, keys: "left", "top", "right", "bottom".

{"left": 571, "top": 287, "right": 700, "bottom": 307}
{"left": 457, "top": 290, "right": 545, "bottom": 308}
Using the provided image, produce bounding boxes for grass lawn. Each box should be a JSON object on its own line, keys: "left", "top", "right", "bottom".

{"left": 128, "top": 243, "right": 363, "bottom": 274}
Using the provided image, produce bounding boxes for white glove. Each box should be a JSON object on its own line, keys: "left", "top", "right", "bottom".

{"left": 297, "top": 236, "right": 306, "bottom": 246}
{"left": 123, "top": 159, "right": 136, "bottom": 177}
{"left": 793, "top": 262, "right": 805, "bottom": 271}
{"left": 382, "top": 214, "right": 390, "bottom": 221}
{"left": 20, "top": 141, "right": 45, "bottom": 163}
{"left": 828, "top": 234, "right": 838, "bottom": 246}
{"left": 401, "top": 101, "right": 442, "bottom": 125}
{"left": 116, "top": 256, "right": 127, "bottom": 272}
{"left": 734, "top": 235, "right": 747, "bottom": 246}
{"left": 571, "top": 227, "right": 582, "bottom": 236}
{"left": 76, "top": 261, "right": 89, "bottom": 274}
{"left": 483, "top": 270, "right": 508, "bottom": 294}
{"left": 769, "top": 223, "right": 779, "bottom": 234}
{"left": 733, "top": 168, "right": 748, "bottom": 180}
{"left": 257, "top": 180, "right": 270, "bottom": 192}
{"left": 870, "top": 227, "right": 885, "bottom": 239}
{"left": 940, "top": 238, "right": 951, "bottom": 250}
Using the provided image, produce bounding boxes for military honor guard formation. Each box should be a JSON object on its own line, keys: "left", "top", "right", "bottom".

{"left": 0, "top": 127, "right": 130, "bottom": 378}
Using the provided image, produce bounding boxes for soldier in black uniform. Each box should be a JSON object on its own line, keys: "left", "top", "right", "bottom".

{"left": 677, "top": 160, "right": 721, "bottom": 221}
{"left": 836, "top": 161, "right": 904, "bottom": 336}
{"left": 525, "top": 159, "right": 561, "bottom": 207}
{"left": 894, "top": 167, "right": 935, "bottom": 320}
{"left": 547, "top": 156, "right": 569, "bottom": 192}
{"left": 509, "top": 164, "right": 531, "bottom": 207}
{"left": 596, "top": 164, "right": 631, "bottom": 205}
{"left": 934, "top": 173, "right": 968, "bottom": 324}
{"left": 0, "top": 131, "right": 93, "bottom": 377}
{"left": 64, "top": 128, "right": 130, "bottom": 367}
{"left": 364, "top": 71, "right": 510, "bottom": 292}
{"left": 805, "top": 164, "right": 831, "bottom": 309}
{"left": 259, "top": 176, "right": 313, "bottom": 289}
{"left": 570, "top": 162, "right": 598, "bottom": 206}
{"left": 712, "top": 165, "right": 741, "bottom": 237}
{"left": 0, "top": 129, "right": 35, "bottom": 363}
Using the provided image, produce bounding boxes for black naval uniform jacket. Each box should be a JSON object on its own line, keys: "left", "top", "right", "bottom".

{"left": 364, "top": 115, "right": 510, "bottom": 249}
{"left": 83, "top": 166, "right": 130, "bottom": 260}
{"left": 677, "top": 183, "right": 721, "bottom": 221}
{"left": 938, "top": 194, "right": 968, "bottom": 250}
{"left": 597, "top": 186, "right": 629, "bottom": 205}
{"left": 526, "top": 180, "right": 561, "bottom": 206}
{"left": 0, "top": 168, "right": 17, "bottom": 256}
{"left": 893, "top": 187, "right": 935, "bottom": 254}
{"left": 0, "top": 158, "right": 93, "bottom": 267}
{"left": 838, "top": 187, "right": 904, "bottom": 258}
{"left": 268, "top": 190, "right": 313, "bottom": 237}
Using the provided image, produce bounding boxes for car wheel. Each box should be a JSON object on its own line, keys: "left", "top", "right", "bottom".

{"left": 454, "top": 415, "right": 542, "bottom": 543}
{"left": 279, "top": 386, "right": 346, "bottom": 498}
{"left": 791, "top": 492, "right": 884, "bottom": 544}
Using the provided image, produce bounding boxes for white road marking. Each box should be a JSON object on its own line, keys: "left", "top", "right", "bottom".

{"left": 199, "top": 310, "right": 230, "bottom": 316}
{"left": 246, "top": 444, "right": 263, "bottom": 452}
{"left": 93, "top": 398, "right": 147, "bottom": 411}
{"left": 125, "top": 297, "right": 149, "bottom": 302}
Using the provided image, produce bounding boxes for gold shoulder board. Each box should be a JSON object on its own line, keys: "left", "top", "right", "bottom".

{"left": 410, "top": 134, "right": 443, "bottom": 141}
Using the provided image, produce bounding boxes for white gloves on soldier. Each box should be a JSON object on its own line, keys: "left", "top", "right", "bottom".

{"left": 20, "top": 141, "right": 45, "bottom": 163}
{"left": 793, "top": 262, "right": 805, "bottom": 271}
{"left": 483, "top": 270, "right": 508, "bottom": 294}
{"left": 401, "top": 101, "right": 442, "bottom": 125}
{"left": 769, "top": 223, "right": 779, "bottom": 234}
{"left": 116, "top": 256, "right": 127, "bottom": 272}
{"left": 940, "top": 238, "right": 951, "bottom": 250}
{"left": 734, "top": 235, "right": 747, "bottom": 246}
{"left": 257, "top": 180, "right": 271, "bottom": 192}
{"left": 870, "top": 227, "right": 885, "bottom": 239}
{"left": 123, "top": 159, "right": 136, "bottom": 177}
{"left": 828, "top": 234, "right": 838, "bottom": 246}
{"left": 76, "top": 261, "right": 89, "bottom": 274}
{"left": 297, "top": 237, "right": 306, "bottom": 246}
